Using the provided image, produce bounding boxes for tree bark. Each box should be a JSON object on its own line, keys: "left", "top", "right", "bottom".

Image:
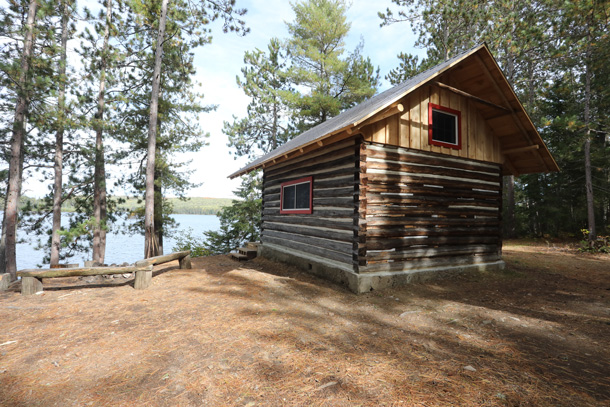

{"left": 144, "top": 0, "right": 169, "bottom": 258}
{"left": 154, "top": 162, "right": 163, "bottom": 255}
{"left": 50, "top": 0, "right": 70, "bottom": 266}
{"left": 92, "top": 0, "right": 112, "bottom": 264}
{"left": 2, "top": 0, "right": 38, "bottom": 280}
{"left": 584, "top": 32, "right": 596, "bottom": 242}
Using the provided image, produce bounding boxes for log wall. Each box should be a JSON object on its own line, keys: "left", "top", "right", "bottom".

{"left": 361, "top": 84, "right": 503, "bottom": 164}
{"left": 358, "top": 142, "right": 502, "bottom": 273}
{"left": 261, "top": 138, "right": 360, "bottom": 269}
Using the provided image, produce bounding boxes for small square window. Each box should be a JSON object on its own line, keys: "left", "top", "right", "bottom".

{"left": 429, "top": 103, "right": 461, "bottom": 149}
{"left": 280, "top": 177, "right": 312, "bottom": 214}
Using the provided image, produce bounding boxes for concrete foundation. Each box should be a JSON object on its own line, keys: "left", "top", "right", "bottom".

{"left": 260, "top": 243, "right": 505, "bottom": 294}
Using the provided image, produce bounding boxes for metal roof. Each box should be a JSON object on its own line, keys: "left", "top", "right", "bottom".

{"left": 228, "top": 43, "right": 558, "bottom": 178}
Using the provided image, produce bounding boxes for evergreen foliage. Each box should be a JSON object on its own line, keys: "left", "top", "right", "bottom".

{"left": 379, "top": 0, "right": 610, "bottom": 239}
{"left": 211, "top": 0, "right": 380, "bottom": 254}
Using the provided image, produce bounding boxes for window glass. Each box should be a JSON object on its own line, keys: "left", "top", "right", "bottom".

{"left": 282, "top": 184, "right": 296, "bottom": 210}
{"left": 295, "top": 182, "right": 310, "bottom": 209}
{"left": 280, "top": 177, "right": 312, "bottom": 214}
{"left": 432, "top": 109, "right": 457, "bottom": 144}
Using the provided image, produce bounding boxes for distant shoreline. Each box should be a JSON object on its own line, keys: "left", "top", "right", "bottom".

{"left": 12, "top": 196, "right": 234, "bottom": 216}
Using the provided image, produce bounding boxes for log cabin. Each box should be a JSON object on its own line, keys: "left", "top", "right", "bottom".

{"left": 229, "top": 44, "right": 559, "bottom": 293}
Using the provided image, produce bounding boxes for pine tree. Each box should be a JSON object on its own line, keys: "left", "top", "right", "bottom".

{"left": 224, "top": 38, "right": 292, "bottom": 160}
{"left": 285, "top": 0, "right": 379, "bottom": 130}
{"left": 1, "top": 0, "right": 38, "bottom": 280}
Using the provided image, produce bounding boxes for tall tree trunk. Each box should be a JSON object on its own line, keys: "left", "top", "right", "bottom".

{"left": 50, "top": 0, "right": 70, "bottom": 266}
{"left": 2, "top": 0, "right": 38, "bottom": 280}
{"left": 92, "top": 0, "right": 112, "bottom": 264}
{"left": 584, "top": 33, "right": 596, "bottom": 242}
{"left": 144, "top": 0, "right": 168, "bottom": 258}
{"left": 154, "top": 160, "right": 163, "bottom": 255}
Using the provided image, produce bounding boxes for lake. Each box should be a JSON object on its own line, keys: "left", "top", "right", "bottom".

{"left": 14, "top": 214, "right": 220, "bottom": 269}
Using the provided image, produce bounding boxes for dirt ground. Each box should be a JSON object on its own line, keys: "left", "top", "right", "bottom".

{"left": 1, "top": 240, "right": 609, "bottom": 407}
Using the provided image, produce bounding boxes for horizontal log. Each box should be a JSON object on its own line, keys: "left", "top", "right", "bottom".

{"left": 135, "top": 251, "right": 191, "bottom": 267}
{"left": 365, "top": 216, "right": 500, "bottom": 227}
{"left": 364, "top": 226, "right": 500, "bottom": 238}
{"left": 265, "top": 146, "right": 356, "bottom": 180}
{"left": 263, "top": 215, "right": 355, "bottom": 231}
{"left": 265, "top": 138, "right": 356, "bottom": 174}
{"left": 366, "top": 244, "right": 499, "bottom": 261}
{"left": 265, "top": 187, "right": 357, "bottom": 202}
{"left": 262, "top": 229, "right": 353, "bottom": 254}
{"left": 18, "top": 265, "right": 153, "bottom": 279}
{"left": 363, "top": 144, "right": 500, "bottom": 174}
{"left": 263, "top": 196, "right": 354, "bottom": 209}
{"left": 365, "top": 206, "right": 498, "bottom": 217}
{"left": 265, "top": 153, "right": 356, "bottom": 182}
{"left": 361, "top": 253, "right": 501, "bottom": 273}
{"left": 366, "top": 160, "right": 500, "bottom": 183}
{"left": 366, "top": 235, "right": 500, "bottom": 251}
{"left": 264, "top": 174, "right": 355, "bottom": 193}
{"left": 264, "top": 221, "right": 354, "bottom": 243}
{"left": 364, "top": 172, "right": 501, "bottom": 191}
{"left": 262, "top": 236, "right": 353, "bottom": 265}
{"left": 365, "top": 195, "right": 499, "bottom": 208}
{"left": 365, "top": 185, "right": 500, "bottom": 200}
{"left": 317, "top": 187, "right": 357, "bottom": 199}
{"left": 263, "top": 207, "right": 354, "bottom": 218}
{"left": 264, "top": 165, "right": 357, "bottom": 189}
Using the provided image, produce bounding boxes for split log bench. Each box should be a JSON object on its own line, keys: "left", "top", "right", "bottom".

{"left": 16, "top": 265, "right": 154, "bottom": 296}
{"left": 11, "top": 251, "right": 192, "bottom": 296}
{"left": 134, "top": 250, "right": 192, "bottom": 269}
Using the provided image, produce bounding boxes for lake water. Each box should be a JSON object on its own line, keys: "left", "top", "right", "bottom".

{"left": 14, "top": 214, "right": 220, "bottom": 269}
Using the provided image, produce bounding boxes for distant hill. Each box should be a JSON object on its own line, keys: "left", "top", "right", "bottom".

{"left": 14, "top": 196, "right": 233, "bottom": 215}
{"left": 117, "top": 197, "right": 233, "bottom": 215}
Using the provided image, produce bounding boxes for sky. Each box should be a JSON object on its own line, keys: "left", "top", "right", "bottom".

{"left": 21, "top": 0, "right": 424, "bottom": 199}
{"left": 182, "top": 0, "right": 424, "bottom": 198}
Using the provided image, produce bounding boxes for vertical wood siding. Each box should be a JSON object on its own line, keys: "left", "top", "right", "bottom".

{"left": 358, "top": 142, "right": 502, "bottom": 273}
{"left": 362, "top": 84, "right": 502, "bottom": 164}
{"left": 261, "top": 138, "right": 359, "bottom": 268}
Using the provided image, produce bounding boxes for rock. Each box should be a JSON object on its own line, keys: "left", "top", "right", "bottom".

{"left": 463, "top": 365, "right": 477, "bottom": 372}
{"left": 122, "top": 273, "right": 132, "bottom": 278}
{"left": 400, "top": 311, "right": 420, "bottom": 317}
{"left": 315, "top": 381, "right": 338, "bottom": 391}
{"left": 122, "top": 262, "right": 130, "bottom": 267}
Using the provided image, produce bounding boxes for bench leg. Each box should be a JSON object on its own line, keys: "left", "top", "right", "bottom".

{"left": 134, "top": 269, "right": 152, "bottom": 290}
{"left": 21, "top": 276, "right": 43, "bottom": 295}
{"left": 0, "top": 273, "right": 11, "bottom": 291}
{"left": 179, "top": 255, "right": 192, "bottom": 269}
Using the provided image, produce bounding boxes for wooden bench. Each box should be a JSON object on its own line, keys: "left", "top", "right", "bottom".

{"left": 16, "top": 265, "right": 154, "bottom": 295}
{"left": 11, "top": 251, "right": 192, "bottom": 296}
{"left": 134, "top": 250, "right": 192, "bottom": 269}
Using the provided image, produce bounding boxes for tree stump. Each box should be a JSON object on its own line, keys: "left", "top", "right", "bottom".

{"left": 179, "top": 255, "right": 192, "bottom": 269}
{"left": 134, "top": 269, "right": 152, "bottom": 290}
{"left": 21, "top": 276, "right": 43, "bottom": 295}
{"left": 0, "top": 273, "right": 11, "bottom": 291}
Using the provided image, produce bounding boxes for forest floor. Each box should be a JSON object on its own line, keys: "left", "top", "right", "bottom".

{"left": 1, "top": 240, "right": 609, "bottom": 406}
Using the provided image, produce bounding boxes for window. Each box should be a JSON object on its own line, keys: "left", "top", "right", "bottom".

{"left": 428, "top": 103, "right": 461, "bottom": 149}
{"left": 280, "top": 176, "right": 313, "bottom": 214}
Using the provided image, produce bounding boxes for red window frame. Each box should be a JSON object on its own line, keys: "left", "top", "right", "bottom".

{"left": 279, "top": 176, "right": 313, "bottom": 214}
{"left": 428, "top": 103, "right": 462, "bottom": 150}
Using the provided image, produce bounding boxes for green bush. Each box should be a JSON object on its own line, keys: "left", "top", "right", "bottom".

{"left": 172, "top": 228, "right": 212, "bottom": 257}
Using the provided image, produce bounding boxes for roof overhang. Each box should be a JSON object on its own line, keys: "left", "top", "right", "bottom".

{"left": 229, "top": 44, "right": 558, "bottom": 179}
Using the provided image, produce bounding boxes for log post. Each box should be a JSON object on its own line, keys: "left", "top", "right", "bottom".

{"left": 0, "top": 273, "right": 11, "bottom": 291}
{"left": 179, "top": 254, "right": 192, "bottom": 269}
{"left": 134, "top": 268, "right": 152, "bottom": 290}
{"left": 21, "top": 276, "right": 43, "bottom": 295}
